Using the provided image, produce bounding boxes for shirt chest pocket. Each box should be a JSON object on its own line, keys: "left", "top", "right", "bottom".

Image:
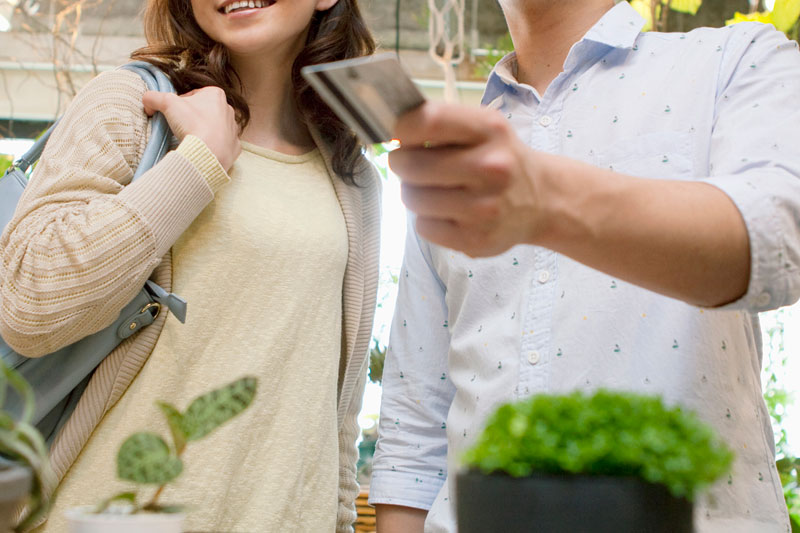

{"left": 594, "top": 131, "right": 695, "bottom": 180}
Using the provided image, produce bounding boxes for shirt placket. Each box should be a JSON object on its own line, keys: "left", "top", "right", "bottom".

{"left": 513, "top": 61, "right": 584, "bottom": 398}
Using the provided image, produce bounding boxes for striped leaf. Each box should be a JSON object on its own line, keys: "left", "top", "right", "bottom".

{"left": 181, "top": 377, "right": 257, "bottom": 442}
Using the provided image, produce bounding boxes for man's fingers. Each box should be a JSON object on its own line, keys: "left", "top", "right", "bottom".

{"left": 390, "top": 143, "right": 512, "bottom": 192}
{"left": 402, "top": 184, "right": 502, "bottom": 223}
{"left": 401, "top": 185, "right": 468, "bottom": 219}
{"left": 414, "top": 216, "right": 462, "bottom": 250}
{"left": 415, "top": 215, "right": 508, "bottom": 258}
{"left": 395, "top": 101, "right": 509, "bottom": 148}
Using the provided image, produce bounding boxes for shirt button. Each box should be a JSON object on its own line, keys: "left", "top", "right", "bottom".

{"left": 756, "top": 292, "right": 772, "bottom": 307}
{"left": 528, "top": 350, "right": 541, "bottom": 365}
{"left": 539, "top": 115, "right": 553, "bottom": 127}
{"left": 537, "top": 270, "right": 551, "bottom": 284}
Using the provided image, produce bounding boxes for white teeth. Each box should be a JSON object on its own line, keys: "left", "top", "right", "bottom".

{"left": 224, "top": 0, "right": 268, "bottom": 14}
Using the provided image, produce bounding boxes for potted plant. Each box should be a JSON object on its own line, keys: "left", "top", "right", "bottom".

{"left": 457, "top": 390, "right": 734, "bottom": 533}
{"left": 64, "top": 376, "right": 257, "bottom": 533}
{"left": 0, "top": 361, "right": 52, "bottom": 533}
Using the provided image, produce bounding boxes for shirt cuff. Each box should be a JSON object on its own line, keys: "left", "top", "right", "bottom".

{"left": 175, "top": 135, "right": 230, "bottom": 194}
{"left": 700, "top": 173, "right": 786, "bottom": 312}
{"left": 368, "top": 470, "right": 445, "bottom": 510}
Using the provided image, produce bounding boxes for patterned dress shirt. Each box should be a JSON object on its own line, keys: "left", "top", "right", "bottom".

{"left": 369, "top": 3, "right": 800, "bottom": 532}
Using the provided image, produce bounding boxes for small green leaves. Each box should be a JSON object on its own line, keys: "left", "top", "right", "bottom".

{"left": 1, "top": 363, "right": 35, "bottom": 424}
{"left": 111, "top": 376, "right": 258, "bottom": 512}
{"left": 118, "top": 433, "right": 183, "bottom": 485}
{"left": 462, "top": 390, "right": 734, "bottom": 501}
{"left": 181, "top": 377, "right": 257, "bottom": 442}
{"left": 94, "top": 492, "right": 138, "bottom": 514}
{"left": 158, "top": 402, "right": 186, "bottom": 454}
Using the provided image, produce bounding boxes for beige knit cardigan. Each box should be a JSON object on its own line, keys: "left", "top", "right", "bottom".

{"left": 0, "top": 69, "right": 381, "bottom": 532}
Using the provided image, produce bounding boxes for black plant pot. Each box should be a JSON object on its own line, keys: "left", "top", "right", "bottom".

{"left": 456, "top": 470, "right": 693, "bottom": 533}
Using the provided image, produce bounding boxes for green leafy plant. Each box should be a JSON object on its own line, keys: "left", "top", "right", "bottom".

{"left": 95, "top": 376, "right": 257, "bottom": 514}
{"left": 471, "top": 32, "right": 515, "bottom": 79}
{"left": 368, "top": 339, "right": 385, "bottom": 385}
{"left": 0, "top": 154, "right": 13, "bottom": 176}
{"left": 0, "top": 361, "right": 53, "bottom": 532}
{"left": 762, "top": 308, "right": 800, "bottom": 531}
{"left": 728, "top": 0, "right": 800, "bottom": 38}
{"left": 629, "top": 0, "right": 702, "bottom": 32}
{"left": 463, "top": 390, "right": 733, "bottom": 501}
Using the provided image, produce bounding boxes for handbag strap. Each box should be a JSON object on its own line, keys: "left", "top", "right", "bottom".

{"left": 121, "top": 61, "right": 176, "bottom": 179}
{"left": 7, "top": 62, "right": 186, "bottom": 322}
{"left": 12, "top": 61, "right": 176, "bottom": 179}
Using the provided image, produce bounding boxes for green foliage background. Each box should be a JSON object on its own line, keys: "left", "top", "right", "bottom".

{"left": 0, "top": 154, "right": 12, "bottom": 176}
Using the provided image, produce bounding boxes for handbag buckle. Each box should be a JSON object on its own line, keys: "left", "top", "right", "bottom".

{"left": 140, "top": 302, "right": 162, "bottom": 321}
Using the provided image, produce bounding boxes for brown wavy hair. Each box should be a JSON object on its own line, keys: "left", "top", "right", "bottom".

{"left": 131, "top": 0, "right": 376, "bottom": 184}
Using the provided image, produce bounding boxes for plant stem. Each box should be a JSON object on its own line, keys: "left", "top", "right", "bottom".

{"left": 144, "top": 484, "right": 167, "bottom": 510}
{"left": 143, "top": 444, "right": 186, "bottom": 511}
{"left": 660, "top": 0, "right": 672, "bottom": 32}
{"left": 650, "top": 0, "right": 658, "bottom": 31}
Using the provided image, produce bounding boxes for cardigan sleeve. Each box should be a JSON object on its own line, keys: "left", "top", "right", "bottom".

{"left": 0, "top": 69, "right": 229, "bottom": 357}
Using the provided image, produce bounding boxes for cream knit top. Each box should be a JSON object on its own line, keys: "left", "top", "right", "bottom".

{"left": 36, "top": 142, "right": 349, "bottom": 532}
{"left": 0, "top": 69, "right": 381, "bottom": 532}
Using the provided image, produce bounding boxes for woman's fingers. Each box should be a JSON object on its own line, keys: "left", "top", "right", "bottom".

{"left": 142, "top": 91, "right": 178, "bottom": 116}
{"left": 142, "top": 87, "right": 241, "bottom": 171}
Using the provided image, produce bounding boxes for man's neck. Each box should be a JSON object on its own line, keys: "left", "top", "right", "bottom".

{"left": 501, "top": 0, "right": 614, "bottom": 94}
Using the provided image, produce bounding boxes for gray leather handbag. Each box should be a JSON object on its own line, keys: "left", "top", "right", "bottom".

{"left": 0, "top": 61, "right": 187, "bottom": 442}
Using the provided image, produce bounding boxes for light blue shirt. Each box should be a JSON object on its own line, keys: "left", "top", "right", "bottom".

{"left": 369, "top": 3, "right": 800, "bottom": 532}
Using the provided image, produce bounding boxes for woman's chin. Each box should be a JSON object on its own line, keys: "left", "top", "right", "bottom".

{"left": 224, "top": 35, "right": 307, "bottom": 62}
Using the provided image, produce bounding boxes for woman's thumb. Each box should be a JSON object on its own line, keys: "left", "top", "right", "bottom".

{"left": 142, "top": 91, "right": 171, "bottom": 116}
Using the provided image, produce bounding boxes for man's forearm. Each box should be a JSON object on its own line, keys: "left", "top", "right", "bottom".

{"left": 534, "top": 154, "right": 751, "bottom": 308}
{"left": 375, "top": 504, "right": 428, "bottom": 533}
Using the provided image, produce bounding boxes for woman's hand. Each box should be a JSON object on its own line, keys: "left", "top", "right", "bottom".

{"left": 143, "top": 86, "right": 241, "bottom": 171}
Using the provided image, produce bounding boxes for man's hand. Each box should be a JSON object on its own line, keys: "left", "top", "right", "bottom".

{"left": 391, "top": 102, "right": 552, "bottom": 257}
{"left": 390, "top": 101, "right": 751, "bottom": 308}
{"left": 143, "top": 86, "right": 241, "bottom": 171}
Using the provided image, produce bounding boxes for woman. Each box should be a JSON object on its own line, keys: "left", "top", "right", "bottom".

{"left": 0, "top": 0, "right": 379, "bottom": 531}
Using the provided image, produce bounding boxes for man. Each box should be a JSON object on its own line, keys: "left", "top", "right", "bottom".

{"left": 368, "top": 1, "right": 800, "bottom": 532}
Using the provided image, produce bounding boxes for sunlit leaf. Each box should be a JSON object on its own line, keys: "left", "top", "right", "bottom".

{"left": 0, "top": 154, "right": 13, "bottom": 176}
{"left": 772, "top": 0, "right": 800, "bottom": 32}
{"left": 726, "top": 11, "right": 774, "bottom": 27}
{"left": 630, "top": 0, "right": 653, "bottom": 31}
{"left": 668, "top": 0, "right": 702, "bottom": 16}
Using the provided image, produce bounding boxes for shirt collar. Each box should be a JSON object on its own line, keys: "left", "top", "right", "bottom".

{"left": 583, "top": 1, "right": 646, "bottom": 50}
{"left": 482, "top": 2, "right": 646, "bottom": 106}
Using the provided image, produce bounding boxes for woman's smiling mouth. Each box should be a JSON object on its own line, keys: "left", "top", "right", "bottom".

{"left": 220, "top": 0, "right": 275, "bottom": 15}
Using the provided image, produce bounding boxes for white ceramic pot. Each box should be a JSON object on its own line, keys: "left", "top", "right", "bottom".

{"left": 65, "top": 506, "right": 185, "bottom": 533}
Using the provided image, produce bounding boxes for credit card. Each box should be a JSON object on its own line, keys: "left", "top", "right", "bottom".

{"left": 301, "top": 53, "right": 426, "bottom": 144}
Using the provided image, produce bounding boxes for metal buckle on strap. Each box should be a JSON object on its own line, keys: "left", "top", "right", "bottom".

{"left": 118, "top": 301, "right": 164, "bottom": 339}
{"left": 140, "top": 302, "right": 162, "bottom": 321}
